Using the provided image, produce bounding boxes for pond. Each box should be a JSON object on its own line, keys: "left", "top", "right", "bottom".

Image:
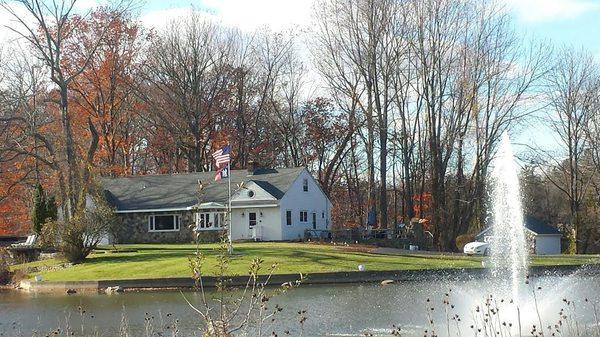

{"left": 1, "top": 273, "right": 600, "bottom": 336}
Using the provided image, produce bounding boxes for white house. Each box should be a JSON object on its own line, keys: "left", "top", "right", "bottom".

{"left": 101, "top": 167, "right": 332, "bottom": 243}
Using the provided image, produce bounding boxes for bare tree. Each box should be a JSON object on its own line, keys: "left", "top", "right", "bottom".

{"left": 313, "top": 0, "right": 399, "bottom": 229}
{"left": 0, "top": 49, "right": 54, "bottom": 201}
{"left": 408, "top": 0, "right": 474, "bottom": 249}
{"left": 541, "top": 47, "right": 599, "bottom": 252}
{"left": 268, "top": 44, "right": 308, "bottom": 167}
{"left": 142, "top": 12, "right": 234, "bottom": 172}
{"left": 450, "top": 2, "right": 548, "bottom": 240}
{"left": 229, "top": 29, "right": 296, "bottom": 168}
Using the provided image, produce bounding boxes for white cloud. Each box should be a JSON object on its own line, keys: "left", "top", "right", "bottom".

{"left": 0, "top": 0, "right": 106, "bottom": 45}
{"left": 139, "top": 7, "right": 200, "bottom": 30}
{"left": 73, "top": 0, "right": 103, "bottom": 11}
{"left": 0, "top": 4, "right": 38, "bottom": 47}
{"left": 201, "top": 0, "right": 315, "bottom": 31}
{"left": 138, "top": 0, "right": 316, "bottom": 34}
{"left": 3, "top": 0, "right": 317, "bottom": 43}
{"left": 502, "top": 0, "right": 600, "bottom": 22}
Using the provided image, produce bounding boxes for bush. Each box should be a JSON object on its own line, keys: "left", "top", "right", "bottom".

{"left": 455, "top": 234, "right": 476, "bottom": 252}
{"left": 558, "top": 224, "right": 577, "bottom": 254}
{"left": 42, "top": 194, "right": 117, "bottom": 263}
{"left": 31, "top": 184, "right": 58, "bottom": 235}
{"left": 565, "top": 231, "right": 577, "bottom": 254}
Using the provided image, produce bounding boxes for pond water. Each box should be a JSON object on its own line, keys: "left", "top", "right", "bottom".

{"left": 1, "top": 272, "right": 600, "bottom": 336}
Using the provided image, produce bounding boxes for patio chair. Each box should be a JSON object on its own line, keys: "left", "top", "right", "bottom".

{"left": 11, "top": 234, "right": 38, "bottom": 248}
{"left": 8, "top": 234, "right": 41, "bottom": 262}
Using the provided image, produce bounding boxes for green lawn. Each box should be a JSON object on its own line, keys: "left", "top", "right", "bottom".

{"left": 12, "top": 242, "right": 600, "bottom": 282}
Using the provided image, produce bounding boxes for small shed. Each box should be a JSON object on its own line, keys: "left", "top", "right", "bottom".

{"left": 476, "top": 216, "right": 562, "bottom": 255}
{"left": 524, "top": 217, "right": 562, "bottom": 255}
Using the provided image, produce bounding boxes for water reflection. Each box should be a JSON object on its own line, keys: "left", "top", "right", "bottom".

{"left": 2, "top": 274, "right": 600, "bottom": 336}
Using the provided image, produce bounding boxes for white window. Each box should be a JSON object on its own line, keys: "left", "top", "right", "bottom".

{"left": 198, "top": 213, "right": 211, "bottom": 229}
{"left": 214, "top": 213, "right": 223, "bottom": 228}
{"left": 303, "top": 179, "right": 309, "bottom": 192}
{"left": 149, "top": 214, "right": 180, "bottom": 232}
{"left": 299, "top": 210, "right": 308, "bottom": 223}
{"left": 248, "top": 212, "right": 257, "bottom": 227}
{"left": 286, "top": 210, "right": 292, "bottom": 226}
{"left": 196, "top": 212, "right": 225, "bottom": 231}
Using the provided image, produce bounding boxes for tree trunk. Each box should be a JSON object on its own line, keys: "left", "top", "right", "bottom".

{"left": 60, "top": 84, "right": 78, "bottom": 219}
{"left": 379, "top": 130, "right": 388, "bottom": 229}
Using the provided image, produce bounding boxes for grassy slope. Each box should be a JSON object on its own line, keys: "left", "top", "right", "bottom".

{"left": 12, "top": 242, "right": 600, "bottom": 282}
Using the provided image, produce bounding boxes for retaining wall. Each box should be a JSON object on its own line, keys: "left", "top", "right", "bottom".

{"left": 18, "top": 264, "right": 600, "bottom": 294}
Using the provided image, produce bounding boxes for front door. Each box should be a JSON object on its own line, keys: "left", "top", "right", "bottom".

{"left": 312, "top": 212, "right": 317, "bottom": 229}
{"left": 248, "top": 212, "right": 257, "bottom": 238}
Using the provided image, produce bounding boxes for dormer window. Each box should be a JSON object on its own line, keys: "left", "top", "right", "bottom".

{"left": 303, "top": 178, "right": 308, "bottom": 192}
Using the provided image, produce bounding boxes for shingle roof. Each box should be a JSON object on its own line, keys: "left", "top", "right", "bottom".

{"left": 476, "top": 216, "right": 562, "bottom": 239}
{"left": 101, "top": 167, "right": 305, "bottom": 211}
{"left": 523, "top": 216, "right": 561, "bottom": 235}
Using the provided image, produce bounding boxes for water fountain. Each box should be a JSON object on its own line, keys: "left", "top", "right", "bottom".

{"left": 487, "top": 132, "right": 529, "bottom": 302}
{"left": 477, "top": 133, "right": 598, "bottom": 336}
{"left": 448, "top": 132, "right": 585, "bottom": 335}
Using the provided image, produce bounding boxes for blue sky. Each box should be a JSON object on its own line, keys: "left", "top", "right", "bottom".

{"left": 135, "top": 0, "right": 600, "bottom": 56}
{"left": 2, "top": 0, "right": 597, "bottom": 55}
{"left": 135, "top": 0, "right": 314, "bottom": 32}
{"left": 131, "top": 0, "right": 600, "bottom": 59}
{"left": 510, "top": 4, "right": 600, "bottom": 55}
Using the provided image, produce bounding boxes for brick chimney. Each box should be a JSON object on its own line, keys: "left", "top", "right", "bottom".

{"left": 247, "top": 160, "right": 259, "bottom": 176}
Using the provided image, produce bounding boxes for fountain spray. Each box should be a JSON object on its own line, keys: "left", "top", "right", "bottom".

{"left": 488, "top": 132, "right": 529, "bottom": 302}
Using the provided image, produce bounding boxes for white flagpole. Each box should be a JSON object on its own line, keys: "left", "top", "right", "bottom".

{"left": 227, "top": 159, "right": 233, "bottom": 254}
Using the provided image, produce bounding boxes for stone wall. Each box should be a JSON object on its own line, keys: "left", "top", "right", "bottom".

{"left": 113, "top": 211, "right": 195, "bottom": 244}
{"left": 196, "top": 230, "right": 227, "bottom": 243}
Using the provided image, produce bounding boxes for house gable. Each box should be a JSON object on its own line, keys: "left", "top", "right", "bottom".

{"left": 280, "top": 168, "right": 332, "bottom": 207}
{"left": 279, "top": 168, "right": 333, "bottom": 240}
{"left": 230, "top": 181, "right": 278, "bottom": 206}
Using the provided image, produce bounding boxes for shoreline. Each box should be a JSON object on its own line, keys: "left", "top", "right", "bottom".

{"left": 15, "top": 264, "right": 600, "bottom": 294}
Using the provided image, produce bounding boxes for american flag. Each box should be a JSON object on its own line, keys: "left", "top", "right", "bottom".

{"left": 214, "top": 166, "right": 229, "bottom": 181}
{"left": 212, "top": 144, "right": 231, "bottom": 169}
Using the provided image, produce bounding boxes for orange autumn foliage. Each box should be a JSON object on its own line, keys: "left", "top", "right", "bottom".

{"left": 0, "top": 8, "right": 148, "bottom": 233}
{"left": 67, "top": 8, "right": 148, "bottom": 177}
{"left": 0, "top": 171, "right": 30, "bottom": 236}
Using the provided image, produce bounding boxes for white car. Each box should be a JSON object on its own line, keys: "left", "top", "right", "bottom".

{"left": 463, "top": 241, "right": 490, "bottom": 256}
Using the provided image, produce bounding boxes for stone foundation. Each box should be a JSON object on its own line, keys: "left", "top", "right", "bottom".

{"left": 195, "top": 230, "right": 227, "bottom": 243}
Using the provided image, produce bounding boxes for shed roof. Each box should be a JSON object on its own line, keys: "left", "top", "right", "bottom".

{"left": 524, "top": 216, "right": 561, "bottom": 235}
{"left": 476, "top": 216, "right": 562, "bottom": 239}
{"left": 101, "top": 167, "right": 305, "bottom": 212}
